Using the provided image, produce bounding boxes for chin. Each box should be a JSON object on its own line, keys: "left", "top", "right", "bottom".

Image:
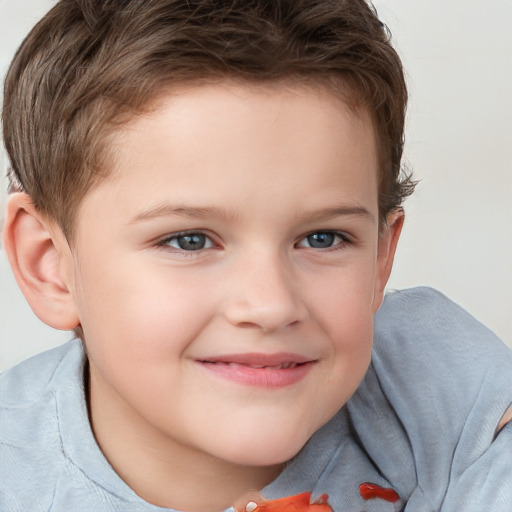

{"left": 229, "top": 449, "right": 301, "bottom": 468}
{"left": 217, "top": 429, "right": 310, "bottom": 467}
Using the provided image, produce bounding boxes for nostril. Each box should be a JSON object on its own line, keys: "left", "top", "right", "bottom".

{"left": 223, "top": 295, "right": 307, "bottom": 333}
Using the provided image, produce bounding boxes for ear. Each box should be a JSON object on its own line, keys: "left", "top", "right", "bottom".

{"left": 372, "top": 209, "right": 404, "bottom": 313}
{"left": 2, "top": 193, "right": 80, "bottom": 330}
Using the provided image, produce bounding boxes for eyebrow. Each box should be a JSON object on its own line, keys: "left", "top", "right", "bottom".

{"left": 129, "top": 204, "right": 237, "bottom": 224}
{"left": 298, "top": 205, "right": 375, "bottom": 223}
{"left": 129, "top": 203, "right": 374, "bottom": 224}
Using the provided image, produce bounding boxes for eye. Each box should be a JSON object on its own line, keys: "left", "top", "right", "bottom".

{"left": 296, "top": 231, "right": 349, "bottom": 249}
{"left": 159, "top": 232, "right": 215, "bottom": 251}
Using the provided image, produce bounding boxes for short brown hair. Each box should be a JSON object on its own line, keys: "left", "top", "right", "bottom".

{"left": 3, "top": 0, "right": 414, "bottom": 240}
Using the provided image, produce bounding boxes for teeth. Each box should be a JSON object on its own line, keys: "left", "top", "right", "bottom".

{"left": 209, "top": 361, "right": 301, "bottom": 369}
{"left": 248, "top": 363, "right": 298, "bottom": 370}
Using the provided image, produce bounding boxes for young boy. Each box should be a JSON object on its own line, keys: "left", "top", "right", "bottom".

{"left": 1, "top": 1, "right": 511, "bottom": 511}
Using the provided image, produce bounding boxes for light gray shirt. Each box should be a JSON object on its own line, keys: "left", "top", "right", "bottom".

{"left": 1, "top": 287, "right": 511, "bottom": 511}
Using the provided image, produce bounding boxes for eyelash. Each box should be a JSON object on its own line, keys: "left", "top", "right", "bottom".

{"left": 156, "top": 231, "right": 217, "bottom": 252}
{"left": 295, "top": 231, "right": 352, "bottom": 250}
{"left": 155, "top": 230, "right": 352, "bottom": 253}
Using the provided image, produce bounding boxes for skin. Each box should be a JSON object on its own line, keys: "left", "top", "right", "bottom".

{"left": 4, "top": 83, "right": 403, "bottom": 510}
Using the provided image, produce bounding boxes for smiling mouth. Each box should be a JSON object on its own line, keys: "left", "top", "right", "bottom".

{"left": 202, "top": 361, "right": 305, "bottom": 370}
{"left": 196, "top": 354, "right": 316, "bottom": 388}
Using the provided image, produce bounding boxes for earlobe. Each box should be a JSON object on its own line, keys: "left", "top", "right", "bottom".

{"left": 372, "top": 209, "right": 404, "bottom": 313}
{"left": 3, "top": 193, "right": 80, "bottom": 331}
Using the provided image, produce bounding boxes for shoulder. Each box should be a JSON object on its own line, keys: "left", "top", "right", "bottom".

{"left": 372, "top": 286, "right": 512, "bottom": 398}
{"left": 0, "top": 340, "right": 87, "bottom": 510}
{"left": 0, "top": 341, "right": 160, "bottom": 511}
{"left": 374, "top": 286, "right": 508, "bottom": 356}
{"left": 349, "top": 287, "right": 512, "bottom": 508}
{"left": 0, "top": 339, "right": 84, "bottom": 406}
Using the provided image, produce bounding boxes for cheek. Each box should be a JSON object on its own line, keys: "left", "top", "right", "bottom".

{"left": 306, "top": 258, "right": 377, "bottom": 339}
{"left": 75, "top": 258, "right": 217, "bottom": 365}
{"left": 304, "top": 262, "right": 376, "bottom": 397}
{"left": 77, "top": 264, "right": 218, "bottom": 422}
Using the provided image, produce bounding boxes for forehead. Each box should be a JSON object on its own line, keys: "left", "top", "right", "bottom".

{"left": 78, "top": 82, "right": 378, "bottom": 228}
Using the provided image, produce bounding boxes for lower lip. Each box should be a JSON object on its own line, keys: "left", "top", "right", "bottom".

{"left": 196, "top": 361, "right": 315, "bottom": 388}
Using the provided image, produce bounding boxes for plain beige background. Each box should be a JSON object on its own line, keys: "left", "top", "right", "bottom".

{"left": 1, "top": 0, "right": 511, "bottom": 370}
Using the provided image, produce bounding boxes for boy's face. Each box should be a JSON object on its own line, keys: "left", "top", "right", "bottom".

{"left": 65, "top": 83, "right": 400, "bottom": 470}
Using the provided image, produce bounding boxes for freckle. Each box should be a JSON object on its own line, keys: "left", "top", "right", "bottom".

{"left": 246, "top": 501, "right": 258, "bottom": 512}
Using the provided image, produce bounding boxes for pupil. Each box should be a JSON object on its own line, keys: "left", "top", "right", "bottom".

{"left": 307, "top": 232, "right": 334, "bottom": 248}
{"left": 178, "top": 234, "right": 206, "bottom": 251}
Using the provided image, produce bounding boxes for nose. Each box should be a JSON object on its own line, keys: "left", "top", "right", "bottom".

{"left": 222, "top": 250, "right": 307, "bottom": 333}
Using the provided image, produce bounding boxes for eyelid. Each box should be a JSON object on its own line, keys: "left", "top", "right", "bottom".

{"left": 153, "top": 229, "right": 353, "bottom": 253}
{"left": 295, "top": 230, "right": 353, "bottom": 249}
{"left": 155, "top": 230, "right": 219, "bottom": 251}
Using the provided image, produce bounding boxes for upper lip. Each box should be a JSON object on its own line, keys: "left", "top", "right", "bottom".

{"left": 197, "top": 352, "right": 315, "bottom": 368}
